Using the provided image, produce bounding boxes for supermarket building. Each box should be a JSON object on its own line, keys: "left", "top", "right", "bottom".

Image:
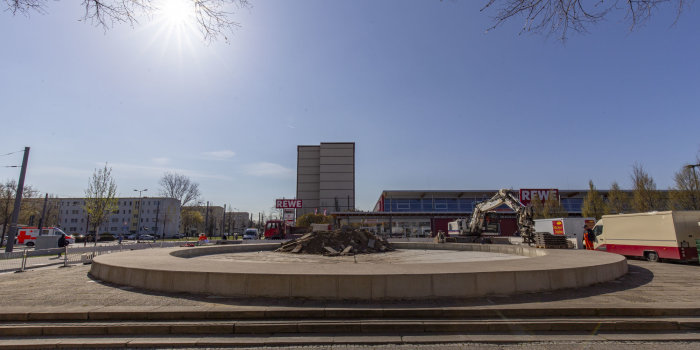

{"left": 332, "top": 189, "right": 635, "bottom": 237}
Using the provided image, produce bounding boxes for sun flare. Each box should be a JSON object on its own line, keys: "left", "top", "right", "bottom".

{"left": 157, "top": 0, "right": 195, "bottom": 27}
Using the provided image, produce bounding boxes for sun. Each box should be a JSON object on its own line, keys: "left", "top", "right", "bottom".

{"left": 145, "top": 0, "right": 202, "bottom": 54}
{"left": 157, "top": 0, "right": 195, "bottom": 27}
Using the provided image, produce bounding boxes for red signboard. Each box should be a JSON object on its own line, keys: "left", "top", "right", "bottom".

{"left": 276, "top": 199, "right": 303, "bottom": 209}
{"left": 518, "top": 189, "right": 559, "bottom": 206}
{"left": 552, "top": 220, "right": 564, "bottom": 235}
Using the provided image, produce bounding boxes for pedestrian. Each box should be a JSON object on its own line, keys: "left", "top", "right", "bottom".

{"left": 118, "top": 234, "right": 123, "bottom": 245}
{"left": 57, "top": 234, "right": 67, "bottom": 258}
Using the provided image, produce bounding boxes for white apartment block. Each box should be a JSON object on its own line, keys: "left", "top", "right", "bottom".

{"left": 58, "top": 197, "right": 181, "bottom": 237}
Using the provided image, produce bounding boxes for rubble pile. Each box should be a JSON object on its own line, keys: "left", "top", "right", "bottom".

{"left": 275, "top": 228, "right": 394, "bottom": 256}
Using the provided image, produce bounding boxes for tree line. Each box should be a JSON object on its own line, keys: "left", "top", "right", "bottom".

{"left": 580, "top": 162, "right": 700, "bottom": 220}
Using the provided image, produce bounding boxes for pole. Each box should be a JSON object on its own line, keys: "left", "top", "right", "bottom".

{"left": 204, "top": 201, "right": 209, "bottom": 236}
{"left": 222, "top": 204, "right": 226, "bottom": 238}
{"left": 155, "top": 201, "right": 161, "bottom": 239}
{"left": 5, "top": 147, "right": 30, "bottom": 253}
{"left": 37, "top": 193, "right": 49, "bottom": 233}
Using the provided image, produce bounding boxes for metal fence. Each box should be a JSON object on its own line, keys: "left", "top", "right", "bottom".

{"left": 0, "top": 241, "right": 196, "bottom": 273}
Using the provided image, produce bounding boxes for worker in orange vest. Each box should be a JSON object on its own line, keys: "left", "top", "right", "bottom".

{"left": 583, "top": 227, "right": 594, "bottom": 250}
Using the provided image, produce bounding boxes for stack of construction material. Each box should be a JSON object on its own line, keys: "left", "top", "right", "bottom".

{"left": 534, "top": 232, "right": 569, "bottom": 249}
{"left": 275, "top": 228, "right": 394, "bottom": 256}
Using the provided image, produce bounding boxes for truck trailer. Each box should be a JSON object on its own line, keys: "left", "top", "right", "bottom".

{"left": 593, "top": 211, "right": 700, "bottom": 263}
{"left": 534, "top": 217, "right": 595, "bottom": 249}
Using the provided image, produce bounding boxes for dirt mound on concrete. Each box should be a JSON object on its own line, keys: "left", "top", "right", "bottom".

{"left": 275, "top": 229, "right": 394, "bottom": 256}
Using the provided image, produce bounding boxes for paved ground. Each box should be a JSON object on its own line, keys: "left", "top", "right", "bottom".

{"left": 174, "top": 343, "right": 700, "bottom": 350}
{"left": 2, "top": 258, "right": 700, "bottom": 349}
{"left": 0, "top": 258, "right": 699, "bottom": 310}
{"left": 199, "top": 250, "right": 527, "bottom": 264}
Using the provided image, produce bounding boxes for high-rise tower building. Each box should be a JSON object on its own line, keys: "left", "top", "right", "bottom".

{"left": 296, "top": 142, "right": 355, "bottom": 216}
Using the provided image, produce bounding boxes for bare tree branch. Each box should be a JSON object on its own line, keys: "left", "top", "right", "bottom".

{"left": 482, "top": 0, "right": 691, "bottom": 41}
{"left": 159, "top": 172, "right": 201, "bottom": 207}
{"left": 4, "top": 0, "right": 250, "bottom": 42}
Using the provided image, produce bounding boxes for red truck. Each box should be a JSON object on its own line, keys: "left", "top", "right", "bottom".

{"left": 264, "top": 220, "right": 289, "bottom": 239}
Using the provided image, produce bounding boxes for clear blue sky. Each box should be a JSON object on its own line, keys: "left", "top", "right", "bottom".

{"left": 1, "top": 0, "right": 698, "bottom": 216}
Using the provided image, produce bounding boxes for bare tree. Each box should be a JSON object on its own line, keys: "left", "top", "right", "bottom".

{"left": 542, "top": 190, "right": 568, "bottom": 219}
{"left": 0, "top": 180, "right": 38, "bottom": 247}
{"left": 630, "top": 162, "right": 665, "bottom": 212}
{"left": 581, "top": 180, "right": 606, "bottom": 219}
{"left": 159, "top": 172, "right": 201, "bottom": 206}
{"left": 5, "top": 0, "right": 251, "bottom": 42}
{"left": 669, "top": 161, "right": 700, "bottom": 210}
{"left": 529, "top": 192, "right": 545, "bottom": 219}
{"left": 606, "top": 181, "right": 630, "bottom": 214}
{"left": 84, "top": 163, "right": 118, "bottom": 246}
{"left": 482, "top": 0, "right": 691, "bottom": 41}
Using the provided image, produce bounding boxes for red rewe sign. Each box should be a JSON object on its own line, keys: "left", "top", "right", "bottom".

{"left": 276, "top": 199, "right": 303, "bottom": 209}
{"left": 519, "top": 189, "right": 559, "bottom": 206}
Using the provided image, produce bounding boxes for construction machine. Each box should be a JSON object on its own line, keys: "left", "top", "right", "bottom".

{"left": 447, "top": 189, "right": 535, "bottom": 245}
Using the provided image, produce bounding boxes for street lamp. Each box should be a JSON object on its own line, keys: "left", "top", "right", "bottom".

{"left": 133, "top": 189, "right": 147, "bottom": 238}
{"left": 232, "top": 208, "right": 239, "bottom": 237}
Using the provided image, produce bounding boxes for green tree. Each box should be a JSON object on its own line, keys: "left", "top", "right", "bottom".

{"left": 296, "top": 213, "right": 332, "bottom": 227}
{"left": 669, "top": 163, "right": 700, "bottom": 210}
{"left": 631, "top": 163, "right": 666, "bottom": 212}
{"left": 542, "top": 192, "right": 568, "bottom": 219}
{"left": 181, "top": 209, "right": 204, "bottom": 236}
{"left": 582, "top": 180, "right": 607, "bottom": 220}
{"left": 84, "top": 164, "right": 118, "bottom": 246}
{"left": 529, "top": 192, "right": 545, "bottom": 219}
{"left": 606, "top": 181, "right": 630, "bottom": 214}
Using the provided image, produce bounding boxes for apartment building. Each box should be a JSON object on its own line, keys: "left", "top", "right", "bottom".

{"left": 58, "top": 197, "right": 181, "bottom": 237}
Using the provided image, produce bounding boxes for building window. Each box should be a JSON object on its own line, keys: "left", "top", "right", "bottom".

{"left": 434, "top": 200, "right": 448, "bottom": 210}
{"left": 69, "top": 227, "right": 77, "bottom": 231}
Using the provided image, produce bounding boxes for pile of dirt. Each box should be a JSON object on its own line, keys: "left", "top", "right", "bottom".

{"left": 275, "top": 228, "right": 394, "bottom": 256}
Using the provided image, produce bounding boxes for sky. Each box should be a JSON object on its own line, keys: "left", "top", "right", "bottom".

{"left": 1, "top": 0, "right": 699, "bottom": 216}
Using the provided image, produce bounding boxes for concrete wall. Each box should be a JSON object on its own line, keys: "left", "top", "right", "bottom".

{"left": 91, "top": 242, "right": 628, "bottom": 301}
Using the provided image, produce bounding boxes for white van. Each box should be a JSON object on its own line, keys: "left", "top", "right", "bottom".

{"left": 593, "top": 211, "right": 700, "bottom": 263}
{"left": 243, "top": 228, "right": 259, "bottom": 240}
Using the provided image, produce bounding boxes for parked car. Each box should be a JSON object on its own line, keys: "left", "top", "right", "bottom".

{"left": 76, "top": 233, "right": 115, "bottom": 242}
{"left": 243, "top": 228, "right": 259, "bottom": 240}
{"left": 127, "top": 234, "right": 139, "bottom": 240}
{"left": 172, "top": 233, "right": 185, "bottom": 239}
{"left": 137, "top": 234, "right": 156, "bottom": 241}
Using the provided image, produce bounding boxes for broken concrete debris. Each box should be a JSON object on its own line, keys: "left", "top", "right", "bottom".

{"left": 275, "top": 228, "right": 394, "bottom": 256}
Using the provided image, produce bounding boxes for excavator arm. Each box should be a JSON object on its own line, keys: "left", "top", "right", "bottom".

{"left": 466, "top": 189, "right": 536, "bottom": 245}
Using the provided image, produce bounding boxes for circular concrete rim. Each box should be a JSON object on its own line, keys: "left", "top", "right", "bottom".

{"left": 89, "top": 242, "right": 628, "bottom": 300}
